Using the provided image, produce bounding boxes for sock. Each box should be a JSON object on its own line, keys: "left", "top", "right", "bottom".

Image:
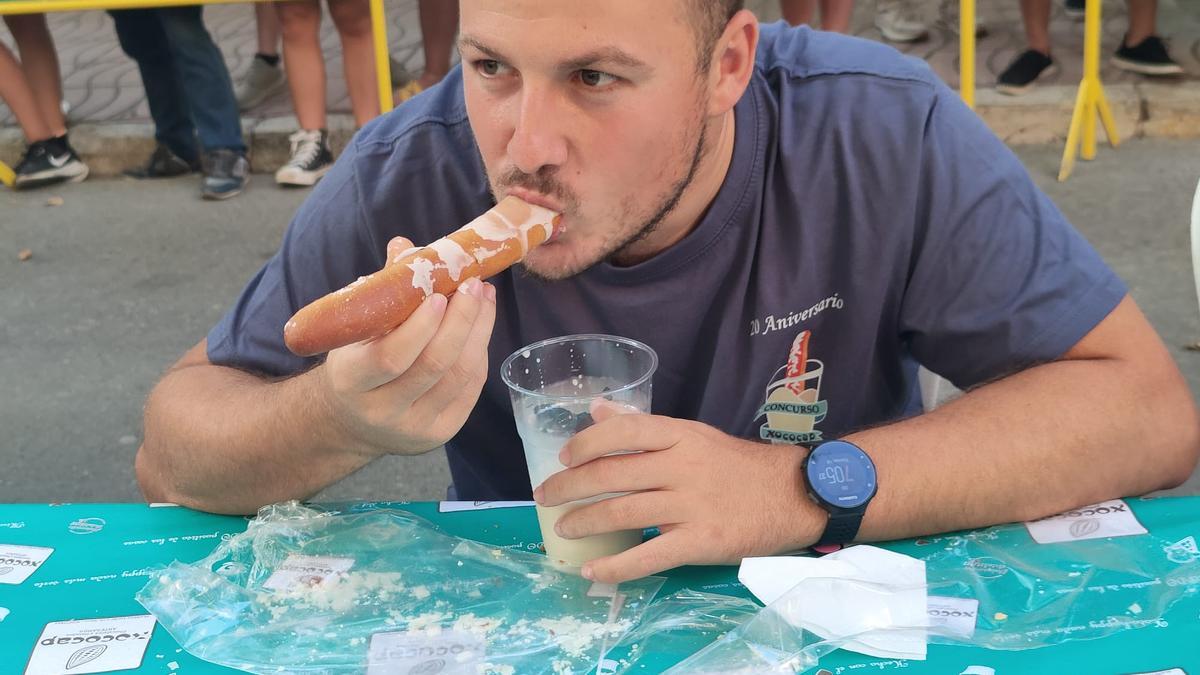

{"left": 256, "top": 53, "right": 280, "bottom": 67}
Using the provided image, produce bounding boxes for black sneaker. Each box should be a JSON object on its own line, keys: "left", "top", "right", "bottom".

{"left": 997, "top": 49, "right": 1054, "bottom": 96}
{"left": 201, "top": 149, "right": 250, "bottom": 201}
{"left": 1064, "top": 0, "right": 1085, "bottom": 20}
{"left": 1113, "top": 35, "right": 1184, "bottom": 76}
{"left": 13, "top": 136, "right": 89, "bottom": 190}
{"left": 125, "top": 143, "right": 199, "bottom": 179}
{"left": 274, "top": 129, "right": 334, "bottom": 187}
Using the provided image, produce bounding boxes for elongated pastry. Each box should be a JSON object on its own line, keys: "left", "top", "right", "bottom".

{"left": 284, "top": 196, "right": 562, "bottom": 356}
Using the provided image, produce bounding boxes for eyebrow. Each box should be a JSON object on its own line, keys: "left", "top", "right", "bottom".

{"left": 458, "top": 34, "right": 651, "bottom": 73}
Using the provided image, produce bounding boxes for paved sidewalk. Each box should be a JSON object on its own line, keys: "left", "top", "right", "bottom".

{"left": 1, "top": 0, "right": 1198, "bottom": 174}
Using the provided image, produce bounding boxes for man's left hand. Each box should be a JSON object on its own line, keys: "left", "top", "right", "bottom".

{"left": 533, "top": 404, "right": 824, "bottom": 583}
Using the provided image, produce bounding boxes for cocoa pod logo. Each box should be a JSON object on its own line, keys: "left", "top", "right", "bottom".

{"left": 408, "top": 658, "right": 446, "bottom": 674}
{"left": 66, "top": 644, "right": 106, "bottom": 669}
{"left": 1069, "top": 519, "right": 1101, "bottom": 538}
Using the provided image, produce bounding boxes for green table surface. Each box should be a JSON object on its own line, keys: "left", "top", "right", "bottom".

{"left": 2, "top": 498, "right": 1199, "bottom": 674}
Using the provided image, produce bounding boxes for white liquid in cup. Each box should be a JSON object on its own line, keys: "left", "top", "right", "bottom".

{"left": 514, "top": 375, "right": 646, "bottom": 566}
{"left": 534, "top": 504, "right": 644, "bottom": 567}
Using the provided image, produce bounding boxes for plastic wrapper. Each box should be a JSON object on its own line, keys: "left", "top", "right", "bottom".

{"left": 916, "top": 516, "right": 1200, "bottom": 649}
{"left": 136, "top": 502, "right": 663, "bottom": 674}
{"left": 634, "top": 516, "right": 1200, "bottom": 672}
{"left": 601, "top": 590, "right": 762, "bottom": 672}
{"left": 662, "top": 585, "right": 901, "bottom": 674}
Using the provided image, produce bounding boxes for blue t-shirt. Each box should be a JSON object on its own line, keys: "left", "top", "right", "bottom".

{"left": 208, "top": 24, "right": 1126, "bottom": 499}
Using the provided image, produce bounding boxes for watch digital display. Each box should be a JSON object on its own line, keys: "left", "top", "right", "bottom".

{"left": 806, "top": 440, "right": 877, "bottom": 509}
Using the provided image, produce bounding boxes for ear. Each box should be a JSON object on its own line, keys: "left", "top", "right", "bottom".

{"left": 706, "top": 9, "right": 759, "bottom": 116}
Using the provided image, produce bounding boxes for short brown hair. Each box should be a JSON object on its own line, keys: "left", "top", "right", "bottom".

{"left": 688, "top": 0, "right": 745, "bottom": 69}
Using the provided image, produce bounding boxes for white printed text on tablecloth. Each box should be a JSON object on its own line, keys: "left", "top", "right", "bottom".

{"left": 24, "top": 615, "right": 156, "bottom": 675}
{"left": 438, "top": 501, "right": 535, "bottom": 513}
{"left": 0, "top": 544, "right": 54, "bottom": 585}
{"left": 1023, "top": 499, "right": 1147, "bottom": 544}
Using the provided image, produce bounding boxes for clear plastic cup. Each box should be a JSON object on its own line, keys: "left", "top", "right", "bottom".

{"left": 501, "top": 334, "right": 657, "bottom": 566}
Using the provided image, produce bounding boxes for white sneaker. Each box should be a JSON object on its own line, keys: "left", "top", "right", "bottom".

{"left": 875, "top": 0, "right": 929, "bottom": 43}
{"left": 275, "top": 129, "right": 334, "bottom": 187}
{"left": 236, "top": 57, "right": 287, "bottom": 111}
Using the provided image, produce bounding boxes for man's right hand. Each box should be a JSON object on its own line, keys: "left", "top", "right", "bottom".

{"left": 319, "top": 236, "right": 498, "bottom": 458}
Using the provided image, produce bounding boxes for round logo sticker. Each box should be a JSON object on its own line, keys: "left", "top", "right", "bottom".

{"left": 1069, "top": 519, "right": 1102, "bottom": 538}
{"left": 67, "top": 518, "right": 106, "bottom": 535}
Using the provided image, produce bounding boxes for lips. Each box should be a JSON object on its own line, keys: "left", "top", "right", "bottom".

{"left": 505, "top": 188, "right": 564, "bottom": 215}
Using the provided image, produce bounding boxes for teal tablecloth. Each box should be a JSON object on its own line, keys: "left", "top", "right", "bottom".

{"left": 2, "top": 498, "right": 1199, "bottom": 673}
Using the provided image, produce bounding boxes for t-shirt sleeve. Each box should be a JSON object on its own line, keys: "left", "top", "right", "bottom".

{"left": 206, "top": 139, "right": 383, "bottom": 377}
{"left": 898, "top": 84, "right": 1127, "bottom": 389}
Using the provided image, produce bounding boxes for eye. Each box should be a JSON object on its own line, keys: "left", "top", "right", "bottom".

{"left": 474, "top": 59, "right": 511, "bottom": 78}
{"left": 577, "top": 70, "right": 618, "bottom": 88}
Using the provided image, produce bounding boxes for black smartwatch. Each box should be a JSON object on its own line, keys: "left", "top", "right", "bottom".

{"left": 801, "top": 439, "right": 878, "bottom": 546}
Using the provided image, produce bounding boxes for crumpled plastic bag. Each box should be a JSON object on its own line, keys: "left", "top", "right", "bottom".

{"left": 137, "top": 502, "right": 663, "bottom": 674}
{"left": 628, "top": 510, "right": 1200, "bottom": 672}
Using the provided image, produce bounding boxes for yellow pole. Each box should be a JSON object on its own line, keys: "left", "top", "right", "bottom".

{"left": 370, "top": 0, "right": 393, "bottom": 113}
{"left": 959, "top": 0, "right": 975, "bottom": 109}
{"left": 1058, "top": 0, "right": 1119, "bottom": 181}
{"left": 1081, "top": 0, "right": 1100, "bottom": 160}
{"left": 0, "top": 161, "right": 14, "bottom": 187}
{"left": 1058, "top": 84, "right": 1089, "bottom": 182}
{"left": 0, "top": 0, "right": 277, "bottom": 14}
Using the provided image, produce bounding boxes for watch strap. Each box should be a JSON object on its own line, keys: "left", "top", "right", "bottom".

{"left": 815, "top": 508, "right": 864, "bottom": 547}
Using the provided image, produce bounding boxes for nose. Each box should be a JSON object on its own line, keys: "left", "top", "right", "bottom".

{"left": 506, "top": 83, "right": 569, "bottom": 176}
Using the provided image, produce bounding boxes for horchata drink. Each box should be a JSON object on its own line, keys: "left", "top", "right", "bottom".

{"left": 501, "top": 335, "right": 657, "bottom": 567}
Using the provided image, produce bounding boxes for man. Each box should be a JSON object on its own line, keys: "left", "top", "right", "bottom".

{"left": 137, "top": 1, "right": 1199, "bottom": 584}
{"left": 110, "top": 6, "right": 250, "bottom": 199}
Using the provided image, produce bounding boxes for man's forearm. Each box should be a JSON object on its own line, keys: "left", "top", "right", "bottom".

{"left": 843, "top": 354, "right": 1199, "bottom": 544}
{"left": 138, "top": 364, "right": 375, "bottom": 514}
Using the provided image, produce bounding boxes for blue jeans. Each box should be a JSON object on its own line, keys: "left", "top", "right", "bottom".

{"left": 109, "top": 6, "right": 245, "bottom": 161}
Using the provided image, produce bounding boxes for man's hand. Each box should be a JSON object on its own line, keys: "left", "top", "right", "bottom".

{"left": 533, "top": 403, "right": 824, "bottom": 583}
{"left": 320, "top": 236, "right": 498, "bottom": 459}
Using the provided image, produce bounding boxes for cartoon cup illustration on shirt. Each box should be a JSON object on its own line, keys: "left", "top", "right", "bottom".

{"left": 757, "top": 330, "right": 828, "bottom": 444}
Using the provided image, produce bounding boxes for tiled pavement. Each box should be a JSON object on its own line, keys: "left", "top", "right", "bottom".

{"left": 1, "top": 0, "right": 1197, "bottom": 170}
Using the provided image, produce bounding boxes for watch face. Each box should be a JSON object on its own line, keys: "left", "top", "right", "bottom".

{"left": 806, "top": 440, "right": 877, "bottom": 509}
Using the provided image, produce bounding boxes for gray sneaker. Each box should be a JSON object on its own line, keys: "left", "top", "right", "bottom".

{"left": 201, "top": 149, "right": 250, "bottom": 201}
{"left": 235, "top": 57, "right": 287, "bottom": 111}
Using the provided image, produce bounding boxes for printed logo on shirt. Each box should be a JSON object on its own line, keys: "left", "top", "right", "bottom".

{"left": 749, "top": 294, "right": 844, "bottom": 337}
{"left": 755, "top": 330, "right": 828, "bottom": 445}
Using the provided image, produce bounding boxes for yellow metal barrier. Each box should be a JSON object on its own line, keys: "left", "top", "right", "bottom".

{"left": 0, "top": 0, "right": 393, "bottom": 188}
{"left": 1058, "top": 0, "right": 1119, "bottom": 181}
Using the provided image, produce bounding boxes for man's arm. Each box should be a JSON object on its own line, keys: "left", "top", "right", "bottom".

{"left": 136, "top": 339, "right": 371, "bottom": 514}
{"left": 537, "top": 295, "right": 1200, "bottom": 582}
{"left": 852, "top": 295, "right": 1198, "bottom": 541}
{"left": 137, "top": 256, "right": 498, "bottom": 515}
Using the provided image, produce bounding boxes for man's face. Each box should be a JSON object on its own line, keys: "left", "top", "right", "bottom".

{"left": 460, "top": 0, "right": 715, "bottom": 280}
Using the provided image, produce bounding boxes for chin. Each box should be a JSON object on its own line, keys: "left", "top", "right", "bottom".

{"left": 520, "top": 241, "right": 597, "bottom": 281}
